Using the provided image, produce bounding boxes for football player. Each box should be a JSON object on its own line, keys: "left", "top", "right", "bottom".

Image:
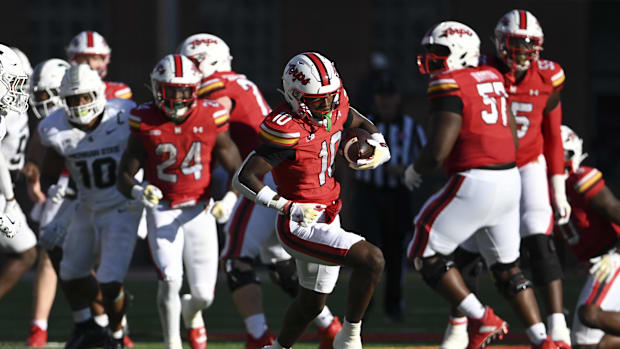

{"left": 234, "top": 52, "right": 390, "bottom": 349}
{"left": 38, "top": 64, "right": 140, "bottom": 349}
{"left": 555, "top": 126, "right": 620, "bottom": 348}
{"left": 0, "top": 44, "right": 37, "bottom": 302}
{"left": 404, "top": 21, "right": 556, "bottom": 348}
{"left": 117, "top": 54, "right": 242, "bottom": 349}
{"left": 179, "top": 34, "right": 342, "bottom": 349}
{"left": 439, "top": 10, "right": 572, "bottom": 349}
{"left": 66, "top": 30, "right": 132, "bottom": 100}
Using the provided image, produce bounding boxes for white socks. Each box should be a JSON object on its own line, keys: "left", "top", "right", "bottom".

{"left": 32, "top": 319, "right": 48, "bottom": 331}
{"left": 245, "top": 313, "right": 268, "bottom": 339}
{"left": 547, "top": 313, "right": 567, "bottom": 331}
{"left": 342, "top": 318, "right": 361, "bottom": 338}
{"left": 181, "top": 294, "right": 206, "bottom": 329}
{"left": 526, "top": 322, "right": 547, "bottom": 344}
{"left": 93, "top": 314, "right": 109, "bottom": 328}
{"left": 157, "top": 279, "right": 183, "bottom": 348}
{"left": 313, "top": 306, "right": 335, "bottom": 329}
{"left": 457, "top": 294, "right": 485, "bottom": 319}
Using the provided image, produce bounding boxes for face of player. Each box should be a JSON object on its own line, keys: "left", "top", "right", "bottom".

{"left": 65, "top": 92, "right": 94, "bottom": 108}
{"left": 74, "top": 54, "right": 108, "bottom": 78}
{"left": 418, "top": 44, "right": 450, "bottom": 74}
{"left": 32, "top": 89, "right": 59, "bottom": 117}
{"left": 302, "top": 92, "right": 338, "bottom": 130}
{"left": 163, "top": 85, "right": 193, "bottom": 100}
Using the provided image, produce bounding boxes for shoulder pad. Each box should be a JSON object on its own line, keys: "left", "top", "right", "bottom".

{"left": 106, "top": 98, "right": 136, "bottom": 113}
{"left": 37, "top": 109, "right": 65, "bottom": 145}
{"left": 105, "top": 81, "right": 133, "bottom": 99}
{"left": 572, "top": 166, "right": 603, "bottom": 194}
{"left": 536, "top": 60, "right": 565, "bottom": 90}
{"left": 199, "top": 99, "right": 229, "bottom": 128}
{"left": 128, "top": 102, "right": 154, "bottom": 130}
{"left": 260, "top": 111, "right": 301, "bottom": 147}
{"left": 198, "top": 77, "right": 225, "bottom": 97}
{"left": 427, "top": 73, "right": 460, "bottom": 98}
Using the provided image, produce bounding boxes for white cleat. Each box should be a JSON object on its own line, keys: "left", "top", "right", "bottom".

{"left": 440, "top": 318, "right": 468, "bottom": 349}
{"left": 333, "top": 330, "right": 362, "bottom": 349}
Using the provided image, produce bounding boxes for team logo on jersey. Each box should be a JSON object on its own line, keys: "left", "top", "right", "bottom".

{"left": 287, "top": 64, "right": 310, "bottom": 85}
{"left": 174, "top": 127, "right": 182, "bottom": 134}
{"left": 193, "top": 126, "right": 203, "bottom": 133}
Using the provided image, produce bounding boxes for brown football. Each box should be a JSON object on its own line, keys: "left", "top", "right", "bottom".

{"left": 341, "top": 128, "right": 374, "bottom": 164}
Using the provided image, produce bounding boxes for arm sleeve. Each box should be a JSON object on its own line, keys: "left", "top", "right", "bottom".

{"left": 255, "top": 143, "right": 296, "bottom": 167}
{"left": 543, "top": 102, "right": 564, "bottom": 176}
{"left": 429, "top": 95, "right": 464, "bottom": 114}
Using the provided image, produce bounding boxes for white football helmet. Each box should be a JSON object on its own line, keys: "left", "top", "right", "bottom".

{"left": 150, "top": 54, "right": 202, "bottom": 122}
{"left": 30, "top": 59, "right": 71, "bottom": 119}
{"left": 60, "top": 64, "right": 106, "bottom": 125}
{"left": 282, "top": 52, "right": 341, "bottom": 130}
{"left": 494, "top": 10, "right": 544, "bottom": 72}
{"left": 66, "top": 31, "right": 111, "bottom": 78}
{"left": 417, "top": 21, "right": 480, "bottom": 75}
{"left": 0, "top": 44, "right": 29, "bottom": 114}
{"left": 561, "top": 125, "right": 587, "bottom": 173}
{"left": 178, "top": 33, "right": 232, "bottom": 76}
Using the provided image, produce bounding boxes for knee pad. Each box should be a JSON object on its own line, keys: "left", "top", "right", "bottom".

{"left": 522, "top": 234, "right": 563, "bottom": 286}
{"left": 224, "top": 258, "right": 261, "bottom": 292}
{"left": 268, "top": 259, "right": 299, "bottom": 298}
{"left": 419, "top": 254, "right": 454, "bottom": 289}
{"left": 454, "top": 248, "right": 484, "bottom": 294}
{"left": 491, "top": 261, "right": 532, "bottom": 299}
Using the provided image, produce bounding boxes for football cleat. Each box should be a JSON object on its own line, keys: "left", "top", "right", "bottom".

{"left": 466, "top": 307, "right": 508, "bottom": 349}
{"left": 123, "top": 335, "right": 135, "bottom": 348}
{"left": 332, "top": 327, "right": 362, "bottom": 349}
{"left": 26, "top": 324, "right": 47, "bottom": 347}
{"left": 440, "top": 317, "right": 468, "bottom": 349}
{"left": 64, "top": 318, "right": 108, "bottom": 349}
{"left": 187, "top": 327, "right": 207, "bottom": 349}
{"left": 533, "top": 337, "right": 561, "bottom": 349}
{"left": 318, "top": 316, "right": 343, "bottom": 349}
{"left": 246, "top": 330, "right": 275, "bottom": 349}
{"left": 104, "top": 335, "right": 124, "bottom": 349}
{"left": 549, "top": 325, "right": 571, "bottom": 349}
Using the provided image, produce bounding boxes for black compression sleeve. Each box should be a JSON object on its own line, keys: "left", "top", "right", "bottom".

{"left": 430, "top": 95, "right": 464, "bottom": 114}
{"left": 255, "top": 143, "right": 296, "bottom": 167}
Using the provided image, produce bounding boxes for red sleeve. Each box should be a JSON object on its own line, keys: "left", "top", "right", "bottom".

{"left": 543, "top": 102, "right": 564, "bottom": 176}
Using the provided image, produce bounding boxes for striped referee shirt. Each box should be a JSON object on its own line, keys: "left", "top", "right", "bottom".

{"left": 355, "top": 114, "right": 426, "bottom": 188}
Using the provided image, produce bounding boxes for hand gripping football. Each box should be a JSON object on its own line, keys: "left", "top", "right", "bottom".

{"left": 341, "top": 128, "right": 374, "bottom": 164}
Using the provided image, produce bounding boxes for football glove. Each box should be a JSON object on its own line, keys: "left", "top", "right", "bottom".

{"left": 286, "top": 202, "right": 326, "bottom": 227}
{"left": 47, "top": 184, "right": 75, "bottom": 204}
{"left": 550, "top": 174, "right": 571, "bottom": 225}
{"left": 0, "top": 212, "right": 18, "bottom": 238}
{"left": 350, "top": 133, "right": 391, "bottom": 170}
{"left": 404, "top": 164, "right": 422, "bottom": 191}
{"left": 131, "top": 183, "right": 163, "bottom": 208}
{"left": 211, "top": 191, "right": 238, "bottom": 224}
{"left": 589, "top": 251, "right": 620, "bottom": 284}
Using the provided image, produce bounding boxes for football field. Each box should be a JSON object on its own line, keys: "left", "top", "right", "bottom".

{"left": 0, "top": 268, "right": 586, "bottom": 348}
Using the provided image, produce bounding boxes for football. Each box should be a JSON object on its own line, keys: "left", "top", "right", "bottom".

{"left": 341, "top": 128, "right": 374, "bottom": 164}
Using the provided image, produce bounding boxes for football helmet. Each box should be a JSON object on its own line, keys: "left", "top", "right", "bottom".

{"left": 178, "top": 33, "right": 232, "bottom": 76}
{"left": 0, "top": 44, "right": 29, "bottom": 114}
{"left": 30, "top": 59, "right": 71, "bottom": 119}
{"left": 494, "top": 10, "right": 544, "bottom": 72}
{"left": 561, "top": 125, "right": 587, "bottom": 173}
{"left": 282, "top": 52, "right": 341, "bottom": 130}
{"left": 66, "top": 30, "right": 111, "bottom": 78}
{"left": 417, "top": 21, "right": 480, "bottom": 75}
{"left": 11, "top": 47, "right": 33, "bottom": 95}
{"left": 60, "top": 64, "right": 106, "bottom": 125}
{"left": 150, "top": 54, "right": 202, "bottom": 122}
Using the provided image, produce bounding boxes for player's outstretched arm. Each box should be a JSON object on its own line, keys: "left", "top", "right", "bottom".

{"left": 117, "top": 135, "right": 146, "bottom": 199}
{"left": 588, "top": 185, "right": 620, "bottom": 227}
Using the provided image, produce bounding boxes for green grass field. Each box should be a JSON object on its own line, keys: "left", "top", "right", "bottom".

{"left": 0, "top": 267, "right": 587, "bottom": 348}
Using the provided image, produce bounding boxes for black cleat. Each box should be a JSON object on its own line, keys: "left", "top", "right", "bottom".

{"left": 64, "top": 318, "right": 108, "bottom": 349}
{"left": 104, "top": 335, "right": 124, "bottom": 349}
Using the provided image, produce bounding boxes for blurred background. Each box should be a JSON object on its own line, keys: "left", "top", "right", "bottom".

{"left": 0, "top": 0, "right": 618, "bottom": 342}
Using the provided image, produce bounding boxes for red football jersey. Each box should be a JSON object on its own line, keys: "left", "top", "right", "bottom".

{"left": 428, "top": 66, "right": 516, "bottom": 175}
{"left": 483, "top": 56, "right": 565, "bottom": 168}
{"left": 105, "top": 81, "right": 132, "bottom": 100}
{"left": 556, "top": 166, "right": 620, "bottom": 262}
{"left": 198, "top": 71, "right": 271, "bottom": 159}
{"left": 129, "top": 100, "right": 229, "bottom": 207}
{"left": 259, "top": 89, "right": 350, "bottom": 205}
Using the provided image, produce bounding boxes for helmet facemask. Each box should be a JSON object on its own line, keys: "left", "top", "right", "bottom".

{"left": 561, "top": 125, "right": 588, "bottom": 173}
{"left": 30, "top": 88, "right": 62, "bottom": 119}
{"left": 417, "top": 44, "right": 451, "bottom": 75}
{"left": 0, "top": 72, "right": 29, "bottom": 114}
{"left": 496, "top": 33, "right": 542, "bottom": 72}
{"left": 154, "top": 82, "right": 197, "bottom": 123}
{"left": 64, "top": 91, "right": 104, "bottom": 125}
{"left": 297, "top": 90, "right": 339, "bottom": 131}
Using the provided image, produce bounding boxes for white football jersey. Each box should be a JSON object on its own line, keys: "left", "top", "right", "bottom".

{"left": 38, "top": 98, "right": 136, "bottom": 211}
{"left": 1, "top": 110, "right": 30, "bottom": 170}
{"left": 0, "top": 114, "right": 7, "bottom": 142}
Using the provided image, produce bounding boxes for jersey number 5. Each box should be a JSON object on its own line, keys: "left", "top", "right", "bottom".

{"left": 477, "top": 82, "right": 508, "bottom": 126}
